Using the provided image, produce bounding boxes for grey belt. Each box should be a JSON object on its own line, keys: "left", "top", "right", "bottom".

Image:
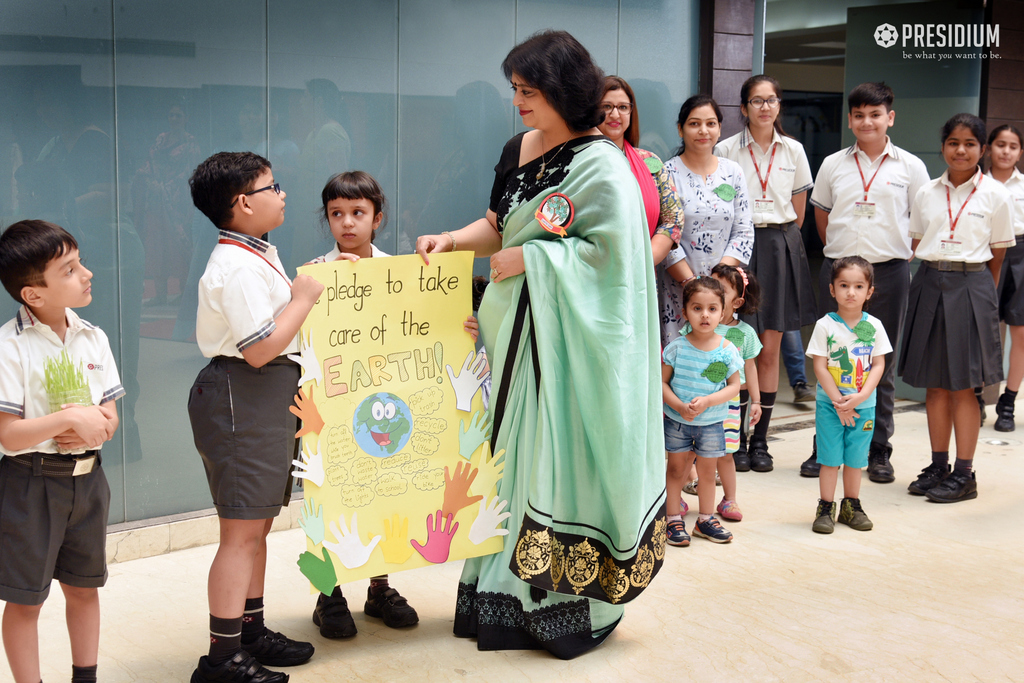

{"left": 921, "top": 260, "right": 987, "bottom": 272}
{"left": 6, "top": 451, "right": 100, "bottom": 476}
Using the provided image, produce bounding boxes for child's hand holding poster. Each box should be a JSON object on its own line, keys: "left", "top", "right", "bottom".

{"left": 290, "top": 252, "right": 505, "bottom": 590}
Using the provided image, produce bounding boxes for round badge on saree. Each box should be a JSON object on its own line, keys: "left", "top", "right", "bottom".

{"left": 535, "top": 193, "right": 574, "bottom": 237}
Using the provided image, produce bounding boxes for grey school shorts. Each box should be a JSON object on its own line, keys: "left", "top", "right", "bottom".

{"left": 0, "top": 456, "right": 110, "bottom": 606}
{"left": 188, "top": 356, "right": 300, "bottom": 520}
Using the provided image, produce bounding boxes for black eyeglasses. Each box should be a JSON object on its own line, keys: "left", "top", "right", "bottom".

{"left": 600, "top": 103, "right": 633, "bottom": 115}
{"left": 746, "top": 97, "right": 781, "bottom": 108}
{"left": 230, "top": 183, "right": 281, "bottom": 207}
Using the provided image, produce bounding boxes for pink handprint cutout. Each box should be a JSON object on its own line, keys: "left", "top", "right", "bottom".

{"left": 410, "top": 510, "right": 459, "bottom": 564}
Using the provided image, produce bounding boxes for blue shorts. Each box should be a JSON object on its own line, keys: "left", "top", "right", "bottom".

{"left": 664, "top": 417, "right": 726, "bottom": 459}
{"left": 815, "top": 401, "right": 875, "bottom": 468}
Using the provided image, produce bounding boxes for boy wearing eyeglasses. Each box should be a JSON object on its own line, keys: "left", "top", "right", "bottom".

{"left": 808, "top": 82, "right": 930, "bottom": 484}
{"left": 187, "top": 152, "right": 324, "bottom": 683}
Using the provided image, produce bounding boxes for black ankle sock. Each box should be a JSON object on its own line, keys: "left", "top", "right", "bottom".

{"left": 931, "top": 451, "right": 949, "bottom": 467}
{"left": 71, "top": 665, "right": 97, "bottom": 683}
{"left": 369, "top": 575, "right": 389, "bottom": 596}
{"left": 1001, "top": 389, "right": 1018, "bottom": 403}
{"left": 209, "top": 615, "right": 243, "bottom": 665}
{"left": 953, "top": 458, "right": 973, "bottom": 474}
{"left": 752, "top": 391, "right": 776, "bottom": 442}
{"left": 241, "top": 597, "right": 265, "bottom": 642}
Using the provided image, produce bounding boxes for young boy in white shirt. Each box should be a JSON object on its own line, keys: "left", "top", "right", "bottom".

{"left": 808, "top": 82, "right": 930, "bottom": 483}
{"left": 187, "top": 152, "right": 324, "bottom": 683}
{"left": 0, "top": 220, "right": 124, "bottom": 683}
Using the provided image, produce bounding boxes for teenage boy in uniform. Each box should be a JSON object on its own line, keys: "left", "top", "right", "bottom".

{"left": 807, "top": 82, "right": 930, "bottom": 483}
{"left": 187, "top": 152, "right": 323, "bottom": 683}
{"left": 0, "top": 220, "right": 124, "bottom": 683}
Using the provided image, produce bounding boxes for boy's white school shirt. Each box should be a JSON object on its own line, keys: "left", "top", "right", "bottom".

{"left": 810, "top": 137, "right": 930, "bottom": 262}
{"left": 988, "top": 167, "right": 1024, "bottom": 236}
{"left": 196, "top": 229, "right": 299, "bottom": 358}
{"left": 0, "top": 306, "right": 125, "bottom": 456}
{"left": 909, "top": 168, "right": 1015, "bottom": 263}
{"left": 715, "top": 127, "right": 813, "bottom": 226}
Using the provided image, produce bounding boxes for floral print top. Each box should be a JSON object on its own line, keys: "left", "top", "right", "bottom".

{"left": 635, "top": 147, "right": 683, "bottom": 246}
{"left": 658, "top": 156, "right": 754, "bottom": 345}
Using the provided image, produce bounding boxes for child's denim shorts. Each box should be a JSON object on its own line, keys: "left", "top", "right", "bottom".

{"left": 664, "top": 416, "right": 726, "bottom": 458}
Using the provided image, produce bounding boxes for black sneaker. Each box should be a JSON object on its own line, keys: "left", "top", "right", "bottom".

{"left": 792, "top": 381, "right": 815, "bottom": 403}
{"left": 994, "top": 393, "right": 1015, "bottom": 432}
{"left": 925, "top": 469, "right": 978, "bottom": 503}
{"left": 800, "top": 436, "right": 820, "bottom": 477}
{"left": 364, "top": 586, "right": 419, "bottom": 628}
{"left": 313, "top": 587, "right": 357, "bottom": 638}
{"left": 749, "top": 440, "right": 773, "bottom": 472}
{"left": 867, "top": 443, "right": 895, "bottom": 483}
{"left": 243, "top": 629, "right": 314, "bottom": 667}
{"left": 908, "top": 463, "right": 950, "bottom": 495}
{"left": 191, "top": 652, "right": 288, "bottom": 683}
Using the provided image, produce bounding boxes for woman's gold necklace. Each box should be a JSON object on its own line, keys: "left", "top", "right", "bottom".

{"left": 536, "top": 137, "right": 572, "bottom": 180}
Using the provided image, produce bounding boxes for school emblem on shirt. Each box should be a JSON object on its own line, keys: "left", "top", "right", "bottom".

{"left": 536, "top": 193, "right": 574, "bottom": 237}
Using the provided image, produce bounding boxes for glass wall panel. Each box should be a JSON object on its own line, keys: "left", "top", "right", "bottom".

{"left": 114, "top": 1, "right": 268, "bottom": 519}
{"left": 0, "top": 1, "right": 125, "bottom": 522}
{"left": 268, "top": 0, "right": 398, "bottom": 273}
{"left": 398, "top": 0, "right": 515, "bottom": 275}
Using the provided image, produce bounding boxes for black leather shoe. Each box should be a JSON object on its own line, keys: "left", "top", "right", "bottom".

{"left": 867, "top": 443, "right": 895, "bottom": 483}
{"left": 800, "top": 454, "right": 820, "bottom": 477}
{"left": 748, "top": 440, "right": 773, "bottom": 472}
{"left": 243, "top": 629, "right": 313, "bottom": 667}
{"left": 925, "top": 469, "right": 978, "bottom": 503}
{"left": 733, "top": 446, "right": 751, "bottom": 472}
{"left": 191, "top": 652, "right": 288, "bottom": 683}
{"left": 364, "top": 586, "right": 419, "bottom": 628}
{"left": 313, "top": 587, "right": 357, "bottom": 638}
{"left": 908, "top": 462, "right": 950, "bottom": 495}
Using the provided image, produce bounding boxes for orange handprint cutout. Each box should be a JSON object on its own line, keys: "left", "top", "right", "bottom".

{"left": 290, "top": 386, "right": 324, "bottom": 439}
{"left": 441, "top": 461, "right": 483, "bottom": 519}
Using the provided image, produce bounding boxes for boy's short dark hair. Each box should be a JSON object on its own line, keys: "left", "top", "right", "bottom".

{"left": 848, "top": 82, "right": 894, "bottom": 112}
{"left": 0, "top": 220, "right": 79, "bottom": 306}
{"left": 189, "top": 151, "right": 271, "bottom": 229}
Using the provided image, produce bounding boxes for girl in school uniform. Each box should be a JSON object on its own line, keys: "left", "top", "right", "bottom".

{"left": 900, "top": 113, "right": 1016, "bottom": 503}
{"left": 716, "top": 75, "right": 816, "bottom": 473}
{"left": 986, "top": 125, "right": 1024, "bottom": 432}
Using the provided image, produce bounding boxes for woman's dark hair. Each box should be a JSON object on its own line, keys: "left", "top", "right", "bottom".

{"left": 941, "top": 113, "right": 986, "bottom": 148}
{"left": 740, "top": 75, "right": 789, "bottom": 138}
{"left": 682, "top": 275, "right": 725, "bottom": 308}
{"left": 987, "top": 124, "right": 1023, "bottom": 148}
{"left": 674, "top": 95, "right": 723, "bottom": 156}
{"left": 501, "top": 30, "right": 605, "bottom": 133}
{"left": 320, "top": 171, "right": 389, "bottom": 242}
{"left": 830, "top": 256, "right": 874, "bottom": 304}
{"left": 711, "top": 263, "right": 760, "bottom": 315}
{"left": 602, "top": 75, "right": 639, "bottom": 147}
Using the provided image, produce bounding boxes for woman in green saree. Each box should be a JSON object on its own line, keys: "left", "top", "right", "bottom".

{"left": 416, "top": 30, "right": 666, "bottom": 659}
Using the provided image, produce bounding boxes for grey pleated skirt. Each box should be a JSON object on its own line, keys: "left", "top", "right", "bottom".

{"left": 744, "top": 222, "right": 817, "bottom": 333}
{"left": 998, "top": 238, "right": 1024, "bottom": 325}
{"left": 898, "top": 265, "right": 1003, "bottom": 391}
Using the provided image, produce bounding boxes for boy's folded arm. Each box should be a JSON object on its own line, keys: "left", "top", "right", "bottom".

{"left": 0, "top": 406, "right": 110, "bottom": 452}
{"left": 241, "top": 274, "right": 323, "bottom": 368}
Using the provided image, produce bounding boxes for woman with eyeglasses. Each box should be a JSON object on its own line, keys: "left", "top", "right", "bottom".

{"left": 715, "top": 75, "right": 816, "bottom": 473}
{"left": 597, "top": 76, "right": 683, "bottom": 264}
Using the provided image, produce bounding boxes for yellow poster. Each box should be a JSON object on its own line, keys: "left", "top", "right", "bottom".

{"left": 288, "top": 252, "right": 506, "bottom": 592}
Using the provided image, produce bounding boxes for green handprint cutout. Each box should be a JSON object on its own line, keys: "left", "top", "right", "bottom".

{"left": 298, "top": 496, "right": 325, "bottom": 546}
{"left": 459, "top": 411, "right": 492, "bottom": 460}
{"left": 297, "top": 547, "right": 337, "bottom": 595}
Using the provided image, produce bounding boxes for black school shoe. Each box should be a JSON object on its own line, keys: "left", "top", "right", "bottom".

{"left": 364, "top": 586, "right": 419, "bottom": 628}
{"left": 994, "top": 392, "right": 1016, "bottom": 432}
{"left": 191, "top": 652, "right": 288, "bottom": 683}
{"left": 748, "top": 439, "right": 773, "bottom": 472}
{"left": 907, "top": 463, "right": 950, "bottom": 495}
{"left": 925, "top": 469, "right": 978, "bottom": 503}
{"left": 800, "top": 436, "right": 820, "bottom": 477}
{"left": 313, "top": 587, "right": 357, "bottom": 638}
{"left": 243, "top": 629, "right": 314, "bottom": 667}
{"left": 866, "top": 443, "right": 895, "bottom": 483}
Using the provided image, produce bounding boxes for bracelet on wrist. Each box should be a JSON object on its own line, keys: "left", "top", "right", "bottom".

{"left": 441, "top": 231, "right": 457, "bottom": 252}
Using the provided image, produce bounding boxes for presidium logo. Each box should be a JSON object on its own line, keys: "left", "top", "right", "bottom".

{"left": 874, "top": 22, "right": 1000, "bottom": 60}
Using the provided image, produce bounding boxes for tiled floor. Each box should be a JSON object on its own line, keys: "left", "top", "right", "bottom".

{"left": 9, "top": 393, "right": 1024, "bottom": 682}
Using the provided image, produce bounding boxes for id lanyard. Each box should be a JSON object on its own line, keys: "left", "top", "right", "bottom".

{"left": 218, "top": 237, "right": 292, "bottom": 287}
{"left": 946, "top": 174, "right": 981, "bottom": 242}
{"left": 853, "top": 153, "right": 888, "bottom": 202}
{"left": 747, "top": 142, "right": 777, "bottom": 199}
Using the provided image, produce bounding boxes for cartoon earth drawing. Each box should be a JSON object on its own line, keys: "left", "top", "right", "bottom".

{"left": 353, "top": 392, "right": 413, "bottom": 457}
{"left": 724, "top": 327, "right": 745, "bottom": 349}
{"left": 701, "top": 361, "right": 729, "bottom": 384}
{"left": 852, "top": 320, "right": 876, "bottom": 344}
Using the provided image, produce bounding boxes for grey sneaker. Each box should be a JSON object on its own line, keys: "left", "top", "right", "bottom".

{"left": 792, "top": 382, "right": 815, "bottom": 403}
{"left": 812, "top": 500, "right": 836, "bottom": 534}
{"left": 837, "top": 497, "right": 873, "bottom": 531}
